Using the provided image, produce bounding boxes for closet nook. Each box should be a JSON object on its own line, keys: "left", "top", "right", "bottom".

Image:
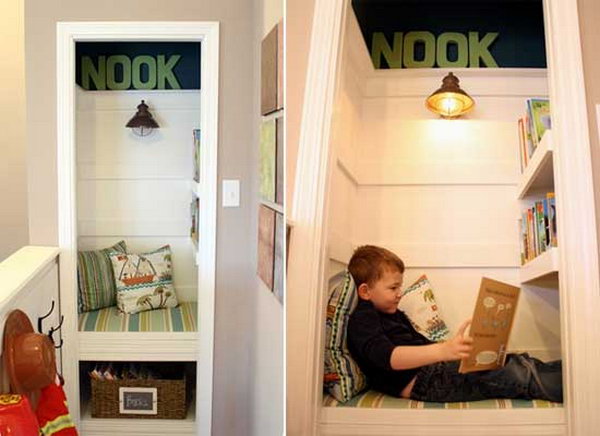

{"left": 287, "top": 0, "right": 600, "bottom": 434}
{"left": 57, "top": 22, "right": 219, "bottom": 436}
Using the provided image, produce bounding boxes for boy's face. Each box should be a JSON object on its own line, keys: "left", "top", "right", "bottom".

{"left": 358, "top": 267, "right": 404, "bottom": 314}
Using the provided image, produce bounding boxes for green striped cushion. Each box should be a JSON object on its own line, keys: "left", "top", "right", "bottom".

{"left": 324, "top": 271, "right": 367, "bottom": 403}
{"left": 78, "top": 241, "right": 127, "bottom": 312}
{"left": 323, "top": 390, "right": 563, "bottom": 409}
{"left": 78, "top": 302, "right": 197, "bottom": 332}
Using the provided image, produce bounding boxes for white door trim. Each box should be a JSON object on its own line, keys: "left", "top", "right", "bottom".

{"left": 56, "top": 21, "right": 219, "bottom": 435}
{"left": 287, "top": 0, "right": 600, "bottom": 434}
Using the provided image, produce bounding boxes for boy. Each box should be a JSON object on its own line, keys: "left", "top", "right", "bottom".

{"left": 347, "top": 245, "right": 563, "bottom": 403}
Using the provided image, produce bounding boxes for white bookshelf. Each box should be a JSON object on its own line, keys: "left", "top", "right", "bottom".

{"left": 518, "top": 129, "right": 559, "bottom": 285}
{"left": 517, "top": 130, "right": 554, "bottom": 199}
{"left": 520, "top": 247, "right": 559, "bottom": 283}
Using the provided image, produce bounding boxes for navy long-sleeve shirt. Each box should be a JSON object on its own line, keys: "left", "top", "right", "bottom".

{"left": 347, "top": 299, "right": 434, "bottom": 397}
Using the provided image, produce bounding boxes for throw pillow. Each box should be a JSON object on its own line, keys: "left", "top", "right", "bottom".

{"left": 398, "top": 274, "right": 450, "bottom": 342}
{"left": 109, "top": 245, "right": 179, "bottom": 314}
{"left": 77, "top": 241, "right": 127, "bottom": 313}
{"left": 323, "top": 270, "right": 366, "bottom": 403}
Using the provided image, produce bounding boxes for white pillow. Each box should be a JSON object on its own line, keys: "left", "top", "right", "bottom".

{"left": 398, "top": 274, "right": 450, "bottom": 342}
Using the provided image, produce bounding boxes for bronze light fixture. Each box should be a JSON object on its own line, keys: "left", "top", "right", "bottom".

{"left": 426, "top": 72, "right": 475, "bottom": 119}
{"left": 126, "top": 100, "right": 159, "bottom": 136}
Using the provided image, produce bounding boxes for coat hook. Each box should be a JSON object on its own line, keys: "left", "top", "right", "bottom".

{"left": 48, "top": 315, "right": 64, "bottom": 346}
{"left": 38, "top": 300, "right": 56, "bottom": 333}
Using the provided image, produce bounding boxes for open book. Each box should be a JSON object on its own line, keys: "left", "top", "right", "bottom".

{"left": 459, "top": 277, "right": 521, "bottom": 374}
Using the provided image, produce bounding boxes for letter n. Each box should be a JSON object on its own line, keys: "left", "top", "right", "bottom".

{"left": 371, "top": 32, "right": 403, "bottom": 69}
{"left": 81, "top": 56, "right": 106, "bottom": 90}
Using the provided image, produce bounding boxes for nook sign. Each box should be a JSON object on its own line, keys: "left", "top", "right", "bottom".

{"left": 371, "top": 31, "right": 499, "bottom": 69}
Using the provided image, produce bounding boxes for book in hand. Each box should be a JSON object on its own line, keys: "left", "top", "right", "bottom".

{"left": 458, "top": 277, "right": 521, "bottom": 374}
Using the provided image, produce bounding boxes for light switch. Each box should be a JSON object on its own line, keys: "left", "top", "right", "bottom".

{"left": 222, "top": 179, "right": 240, "bottom": 207}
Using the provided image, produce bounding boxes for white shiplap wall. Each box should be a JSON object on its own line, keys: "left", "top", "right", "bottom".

{"left": 327, "top": 12, "right": 560, "bottom": 359}
{"left": 76, "top": 88, "right": 200, "bottom": 301}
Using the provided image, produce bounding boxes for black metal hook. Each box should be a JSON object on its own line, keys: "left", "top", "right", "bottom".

{"left": 48, "top": 315, "right": 64, "bottom": 348}
{"left": 38, "top": 300, "right": 56, "bottom": 334}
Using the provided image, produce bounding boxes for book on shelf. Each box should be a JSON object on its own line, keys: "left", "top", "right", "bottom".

{"left": 517, "top": 98, "right": 551, "bottom": 174}
{"left": 190, "top": 194, "right": 199, "bottom": 246}
{"left": 519, "top": 192, "right": 557, "bottom": 265}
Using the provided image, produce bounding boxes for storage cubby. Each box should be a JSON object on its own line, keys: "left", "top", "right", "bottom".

{"left": 78, "top": 361, "right": 196, "bottom": 434}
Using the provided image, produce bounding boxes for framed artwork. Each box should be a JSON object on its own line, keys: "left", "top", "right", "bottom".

{"left": 276, "top": 117, "right": 283, "bottom": 205}
{"left": 258, "top": 204, "right": 276, "bottom": 289}
{"left": 261, "top": 22, "right": 283, "bottom": 115}
{"left": 260, "top": 119, "right": 276, "bottom": 202}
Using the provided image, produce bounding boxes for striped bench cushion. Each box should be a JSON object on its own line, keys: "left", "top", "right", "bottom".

{"left": 323, "top": 390, "right": 563, "bottom": 409}
{"left": 78, "top": 302, "right": 197, "bottom": 332}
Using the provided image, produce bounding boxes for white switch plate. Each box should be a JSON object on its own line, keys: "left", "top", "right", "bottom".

{"left": 222, "top": 179, "right": 240, "bottom": 207}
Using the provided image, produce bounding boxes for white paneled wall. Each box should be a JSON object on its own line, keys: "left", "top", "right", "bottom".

{"left": 326, "top": 11, "right": 560, "bottom": 359}
{"left": 76, "top": 89, "right": 200, "bottom": 301}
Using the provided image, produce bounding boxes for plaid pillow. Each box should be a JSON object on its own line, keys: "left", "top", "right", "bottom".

{"left": 323, "top": 271, "right": 366, "bottom": 402}
{"left": 398, "top": 274, "right": 450, "bottom": 342}
{"left": 77, "top": 241, "right": 127, "bottom": 312}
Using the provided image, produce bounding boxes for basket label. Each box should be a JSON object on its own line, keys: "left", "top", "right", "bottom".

{"left": 119, "top": 387, "right": 158, "bottom": 415}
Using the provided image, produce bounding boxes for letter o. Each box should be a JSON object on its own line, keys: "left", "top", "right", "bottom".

{"left": 403, "top": 31, "right": 435, "bottom": 68}
{"left": 132, "top": 55, "right": 157, "bottom": 89}
{"left": 106, "top": 55, "right": 132, "bottom": 90}
{"left": 437, "top": 32, "right": 469, "bottom": 68}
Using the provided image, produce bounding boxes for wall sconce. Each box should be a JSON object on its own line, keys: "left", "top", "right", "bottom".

{"left": 126, "top": 100, "right": 159, "bottom": 136}
{"left": 425, "top": 72, "right": 474, "bottom": 119}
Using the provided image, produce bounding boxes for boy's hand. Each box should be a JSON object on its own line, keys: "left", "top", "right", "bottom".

{"left": 441, "top": 319, "right": 474, "bottom": 361}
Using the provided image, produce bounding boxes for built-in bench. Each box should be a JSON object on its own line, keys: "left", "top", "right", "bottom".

{"left": 323, "top": 390, "right": 563, "bottom": 410}
{"left": 78, "top": 302, "right": 197, "bottom": 332}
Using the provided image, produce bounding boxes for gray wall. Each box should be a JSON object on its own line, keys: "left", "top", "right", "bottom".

{"left": 25, "top": 1, "right": 257, "bottom": 434}
{"left": 0, "top": 0, "right": 28, "bottom": 261}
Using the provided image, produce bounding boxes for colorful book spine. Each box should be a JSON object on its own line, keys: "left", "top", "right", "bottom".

{"left": 542, "top": 198, "right": 550, "bottom": 251}
{"left": 536, "top": 201, "right": 546, "bottom": 254}
{"left": 547, "top": 192, "right": 557, "bottom": 247}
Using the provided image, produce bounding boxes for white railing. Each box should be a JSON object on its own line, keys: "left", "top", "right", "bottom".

{"left": 0, "top": 246, "right": 62, "bottom": 374}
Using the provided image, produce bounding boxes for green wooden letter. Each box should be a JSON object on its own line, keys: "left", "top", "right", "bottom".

{"left": 469, "top": 32, "right": 499, "bottom": 67}
{"left": 157, "top": 55, "right": 181, "bottom": 89}
{"left": 371, "top": 32, "right": 404, "bottom": 69}
{"left": 436, "top": 32, "right": 468, "bottom": 68}
{"left": 403, "top": 31, "right": 435, "bottom": 68}
{"left": 132, "top": 55, "right": 157, "bottom": 89}
{"left": 81, "top": 56, "right": 106, "bottom": 90}
{"left": 106, "top": 55, "right": 132, "bottom": 90}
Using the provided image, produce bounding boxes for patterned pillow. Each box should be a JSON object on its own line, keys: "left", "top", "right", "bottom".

{"left": 109, "top": 245, "right": 179, "bottom": 314}
{"left": 323, "top": 271, "right": 367, "bottom": 403}
{"left": 77, "top": 241, "right": 127, "bottom": 312}
{"left": 398, "top": 274, "right": 450, "bottom": 342}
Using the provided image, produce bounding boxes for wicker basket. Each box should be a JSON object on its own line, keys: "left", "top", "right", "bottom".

{"left": 91, "top": 376, "right": 187, "bottom": 419}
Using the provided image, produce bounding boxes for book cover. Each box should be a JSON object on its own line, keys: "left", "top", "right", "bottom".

{"left": 525, "top": 113, "right": 535, "bottom": 159}
{"left": 528, "top": 98, "right": 551, "bottom": 146}
{"left": 518, "top": 217, "right": 525, "bottom": 265}
{"left": 521, "top": 212, "right": 529, "bottom": 264}
{"left": 542, "top": 198, "right": 550, "bottom": 251}
{"left": 517, "top": 118, "right": 525, "bottom": 173}
{"left": 536, "top": 201, "right": 546, "bottom": 254}
{"left": 459, "top": 277, "right": 520, "bottom": 374}
{"left": 547, "top": 192, "right": 557, "bottom": 247}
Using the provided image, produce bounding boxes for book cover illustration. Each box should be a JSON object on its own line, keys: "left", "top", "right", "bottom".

{"left": 459, "top": 277, "right": 520, "bottom": 374}
{"left": 527, "top": 98, "right": 551, "bottom": 147}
